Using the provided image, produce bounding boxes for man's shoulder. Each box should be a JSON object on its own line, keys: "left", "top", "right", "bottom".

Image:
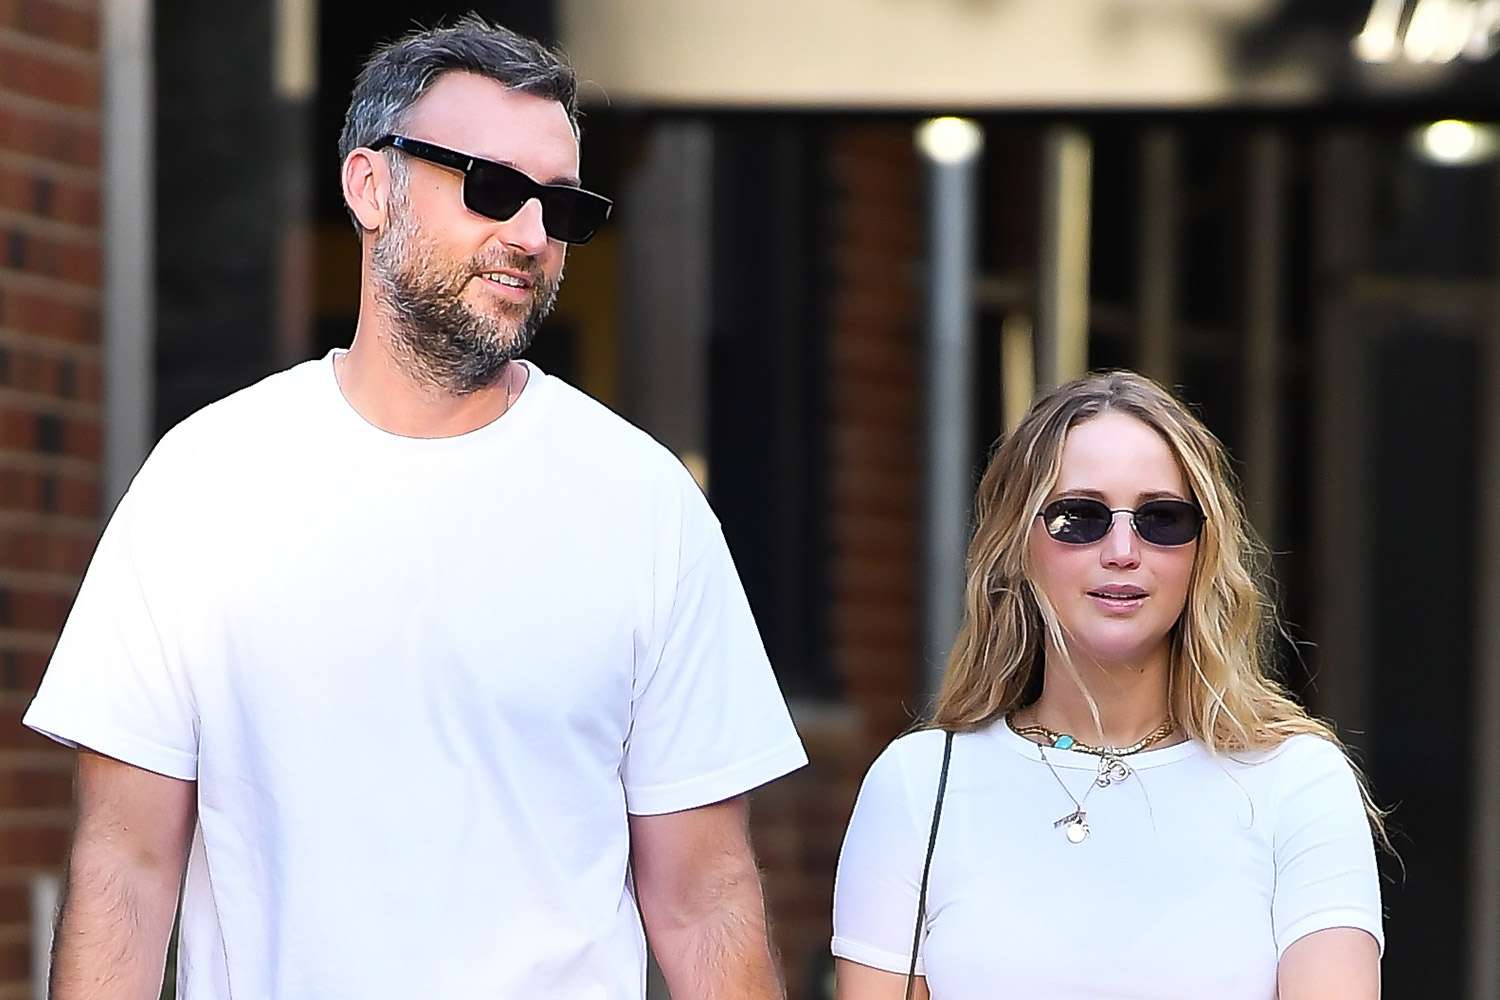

{"left": 144, "top": 359, "right": 324, "bottom": 472}
{"left": 538, "top": 371, "right": 694, "bottom": 477}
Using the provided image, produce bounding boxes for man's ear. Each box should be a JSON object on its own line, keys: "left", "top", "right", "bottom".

{"left": 342, "top": 148, "right": 390, "bottom": 232}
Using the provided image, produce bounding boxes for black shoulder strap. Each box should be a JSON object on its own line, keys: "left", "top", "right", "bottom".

{"left": 906, "top": 730, "right": 955, "bottom": 1000}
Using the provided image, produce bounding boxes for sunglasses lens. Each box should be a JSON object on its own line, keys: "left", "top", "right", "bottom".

{"left": 466, "top": 163, "right": 611, "bottom": 244}
{"left": 540, "top": 189, "right": 611, "bottom": 244}
{"left": 464, "top": 165, "right": 531, "bottom": 226}
{"left": 1133, "top": 500, "right": 1202, "bottom": 546}
{"left": 1041, "top": 499, "right": 1113, "bottom": 544}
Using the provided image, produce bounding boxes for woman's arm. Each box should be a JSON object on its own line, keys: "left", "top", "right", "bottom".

{"left": 831, "top": 735, "right": 945, "bottom": 1000}
{"left": 1269, "top": 737, "right": 1385, "bottom": 1000}
{"left": 1278, "top": 927, "right": 1380, "bottom": 1000}
{"left": 835, "top": 958, "right": 928, "bottom": 1000}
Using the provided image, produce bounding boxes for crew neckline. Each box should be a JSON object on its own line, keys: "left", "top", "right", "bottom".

{"left": 320, "top": 348, "right": 551, "bottom": 453}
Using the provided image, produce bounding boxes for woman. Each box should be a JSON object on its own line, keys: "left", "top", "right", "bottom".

{"left": 832, "top": 371, "right": 1385, "bottom": 1000}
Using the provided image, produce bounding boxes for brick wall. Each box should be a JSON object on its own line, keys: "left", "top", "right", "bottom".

{"left": 824, "top": 126, "right": 922, "bottom": 747}
{"left": 753, "top": 123, "right": 923, "bottom": 1000}
{"left": 0, "top": 1, "right": 102, "bottom": 995}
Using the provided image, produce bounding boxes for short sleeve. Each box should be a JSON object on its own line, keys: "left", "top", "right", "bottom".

{"left": 1271, "top": 736, "right": 1384, "bottom": 957}
{"left": 23, "top": 485, "right": 199, "bottom": 780}
{"left": 832, "top": 733, "right": 940, "bottom": 976}
{"left": 620, "top": 480, "right": 805, "bottom": 815}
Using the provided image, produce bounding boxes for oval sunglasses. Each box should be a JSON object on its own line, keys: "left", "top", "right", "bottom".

{"left": 1038, "top": 497, "right": 1203, "bottom": 547}
{"left": 369, "top": 134, "right": 613, "bottom": 245}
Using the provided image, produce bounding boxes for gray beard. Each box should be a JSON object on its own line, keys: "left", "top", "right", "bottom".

{"left": 369, "top": 212, "right": 561, "bottom": 396}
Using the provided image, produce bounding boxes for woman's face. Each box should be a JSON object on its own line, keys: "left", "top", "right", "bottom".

{"left": 1026, "top": 411, "right": 1197, "bottom": 670}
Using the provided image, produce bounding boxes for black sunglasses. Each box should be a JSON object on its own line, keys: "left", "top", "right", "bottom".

{"left": 369, "top": 134, "right": 613, "bottom": 245}
{"left": 1038, "top": 497, "right": 1203, "bottom": 547}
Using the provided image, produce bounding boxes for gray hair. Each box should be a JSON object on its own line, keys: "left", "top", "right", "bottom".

{"left": 338, "top": 14, "right": 579, "bottom": 232}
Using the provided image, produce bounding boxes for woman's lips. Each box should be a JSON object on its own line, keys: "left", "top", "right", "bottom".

{"left": 1087, "top": 586, "right": 1148, "bottom": 612}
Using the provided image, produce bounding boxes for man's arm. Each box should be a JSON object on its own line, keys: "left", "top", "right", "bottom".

{"left": 629, "top": 795, "right": 784, "bottom": 1000}
{"left": 50, "top": 749, "right": 197, "bottom": 1000}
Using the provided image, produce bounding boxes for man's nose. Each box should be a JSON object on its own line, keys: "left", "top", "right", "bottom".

{"left": 498, "top": 197, "right": 549, "bottom": 254}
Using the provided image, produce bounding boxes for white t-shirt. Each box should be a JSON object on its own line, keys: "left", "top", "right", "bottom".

{"left": 833, "top": 720, "right": 1383, "bottom": 999}
{"left": 26, "top": 352, "right": 807, "bottom": 1000}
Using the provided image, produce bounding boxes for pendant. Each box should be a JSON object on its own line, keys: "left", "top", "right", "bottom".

{"left": 1095, "top": 755, "right": 1131, "bottom": 788}
{"left": 1054, "top": 809, "right": 1089, "bottom": 844}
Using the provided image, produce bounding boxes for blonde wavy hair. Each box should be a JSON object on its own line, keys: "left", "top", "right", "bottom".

{"left": 928, "top": 369, "right": 1388, "bottom": 843}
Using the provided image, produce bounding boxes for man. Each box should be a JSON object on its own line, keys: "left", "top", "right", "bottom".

{"left": 25, "top": 16, "right": 806, "bottom": 999}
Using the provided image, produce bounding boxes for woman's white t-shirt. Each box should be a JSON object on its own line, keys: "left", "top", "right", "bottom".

{"left": 832, "top": 720, "right": 1383, "bottom": 999}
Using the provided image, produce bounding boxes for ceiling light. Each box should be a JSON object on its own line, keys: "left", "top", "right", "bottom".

{"left": 1413, "top": 119, "right": 1500, "bottom": 166}
{"left": 916, "top": 117, "right": 984, "bottom": 165}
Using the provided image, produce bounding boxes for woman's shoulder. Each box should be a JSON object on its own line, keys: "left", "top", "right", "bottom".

{"left": 865, "top": 727, "right": 951, "bottom": 781}
{"left": 863, "top": 723, "right": 1007, "bottom": 791}
{"left": 1227, "top": 731, "right": 1353, "bottom": 772}
{"left": 848, "top": 727, "right": 969, "bottom": 832}
{"left": 1274, "top": 731, "right": 1354, "bottom": 764}
{"left": 1219, "top": 732, "right": 1364, "bottom": 807}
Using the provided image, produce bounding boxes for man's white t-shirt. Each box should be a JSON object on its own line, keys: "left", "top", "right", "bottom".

{"left": 833, "top": 721, "right": 1383, "bottom": 999}
{"left": 26, "top": 352, "right": 808, "bottom": 999}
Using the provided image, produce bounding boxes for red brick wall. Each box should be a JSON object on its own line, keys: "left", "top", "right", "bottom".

{"left": 754, "top": 123, "right": 922, "bottom": 1000}
{"left": 0, "top": 1, "right": 102, "bottom": 995}
{"left": 824, "top": 126, "right": 922, "bottom": 748}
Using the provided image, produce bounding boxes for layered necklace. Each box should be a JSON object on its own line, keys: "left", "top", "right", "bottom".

{"left": 1009, "top": 712, "right": 1177, "bottom": 845}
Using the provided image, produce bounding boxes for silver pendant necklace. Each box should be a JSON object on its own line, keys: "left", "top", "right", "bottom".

{"left": 1037, "top": 745, "right": 1134, "bottom": 845}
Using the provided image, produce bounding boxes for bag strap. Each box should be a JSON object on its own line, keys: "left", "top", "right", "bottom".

{"left": 905, "top": 730, "right": 955, "bottom": 1000}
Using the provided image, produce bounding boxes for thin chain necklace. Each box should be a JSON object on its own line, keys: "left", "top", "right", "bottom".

{"left": 1010, "top": 710, "right": 1177, "bottom": 845}
{"left": 335, "top": 352, "right": 519, "bottom": 417}
{"left": 499, "top": 361, "right": 516, "bottom": 413}
{"left": 1037, "top": 745, "right": 1099, "bottom": 844}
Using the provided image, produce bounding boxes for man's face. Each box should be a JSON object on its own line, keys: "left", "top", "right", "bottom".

{"left": 368, "top": 72, "right": 579, "bottom": 394}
